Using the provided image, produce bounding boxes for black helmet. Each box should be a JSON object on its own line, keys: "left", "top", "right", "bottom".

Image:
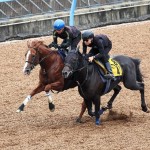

{"left": 82, "top": 31, "right": 94, "bottom": 41}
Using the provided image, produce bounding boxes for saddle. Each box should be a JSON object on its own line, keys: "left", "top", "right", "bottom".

{"left": 93, "top": 58, "right": 123, "bottom": 77}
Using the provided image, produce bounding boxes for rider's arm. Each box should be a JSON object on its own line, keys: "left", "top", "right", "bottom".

{"left": 48, "top": 31, "right": 58, "bottom": 48}
{"left": 94, "top": 38, "right": 104, "bottom": 59}
{"left": 60, "top": 31, "right": 72, "bottom": 48}
{"left": 82, "top": 42, "right": 87, "bottom": 55}
{"left": 53, "top": 31, "right": 58, "bottom": 44}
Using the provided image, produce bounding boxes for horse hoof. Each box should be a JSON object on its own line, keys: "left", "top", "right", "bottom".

{"left": 142, "top": 107, "right": 148, "bottom": 112}
{"left": 50, "top": 108, "right": 55, "bottom": 112}
{"left": 76, "top": 118, "right": 82, "bottom": 123}
{"left": 95, "top": 121, "right": 100, "bottom": 125}
{"left": 16, "top": 109, "right": 22, "bottom": 113}
{"left": 107, "top": 104, "right": 112, "bottom": 109}
{"left": 95, "top": 119, "right": 101, "bottom": 125}
{"left": 49, "top": 103, "right": 55, "bottom": 112}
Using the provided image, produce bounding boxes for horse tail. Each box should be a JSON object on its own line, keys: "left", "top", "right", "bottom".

{"left": 131, "top": 58, "right": 143, "bottom": 82}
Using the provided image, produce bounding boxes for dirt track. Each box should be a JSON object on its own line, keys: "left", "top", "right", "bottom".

{"left": 0, "top": 21, "right": 150, "bottom": 150}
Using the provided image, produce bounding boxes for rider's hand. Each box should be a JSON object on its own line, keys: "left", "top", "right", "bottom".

{"left": 48, "top": 44, "right": 52, "bottom": 48}
{"left": 88, "top": 56, "right": 94, "bottom": 62}
{"left": 49, "top": 42, "right": 58, "bottom": 49}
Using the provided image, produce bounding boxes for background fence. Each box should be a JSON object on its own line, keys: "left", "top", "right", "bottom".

{"left": 0, "top": 0, "right": 142, "bottom": 20}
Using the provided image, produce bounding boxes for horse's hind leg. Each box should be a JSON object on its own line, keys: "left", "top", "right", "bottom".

{"left": 139, "top": 83, "right": 148, "bottom": 112}
{"left": 123, "top": 74, "right": 148, "bottom": 112}
{"left": 107, "top": 85, "right": 122, "bottom": 109}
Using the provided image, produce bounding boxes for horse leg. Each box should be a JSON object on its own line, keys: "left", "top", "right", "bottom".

{"left": 44, "top": 80, "right": 64, "bottom": 111}
{"left": 93, "top": 96, "right": 101, "bottom": 125}
{"left": 76, "top": 101, "right": 86, "bottom": 123}
{"left": 83, "top": 98, "right": 93, "bottom": 116}
{"left": 107, "top": 85, "right": 122, "bottom": 109}
{"left": 123, "top": 74, "right": 148, "bottom": 112}
{"left": 16, "top": 84, "right": 45, "bottom": 112}
{"left": 76, "top": 98, "right": 96, "bottom": 123}
{"left": 139, "top": 83, "right": 148, "bottom": 112}
{"left": 44, "top": 80, "right": 64, "bottom": 92}
{"left": 45, "top": 91, "right": 55, "bottom": 112}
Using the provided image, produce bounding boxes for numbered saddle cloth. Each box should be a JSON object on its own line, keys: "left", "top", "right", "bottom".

{"left": 94, "top": 58, "right": 123, "bottom": 77}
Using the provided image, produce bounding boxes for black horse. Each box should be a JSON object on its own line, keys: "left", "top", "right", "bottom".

{"left": 62, "top": 50, "right": 149, "bottom": 125}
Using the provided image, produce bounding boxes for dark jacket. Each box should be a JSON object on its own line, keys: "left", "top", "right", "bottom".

{"left": 83, "top": 34, "right": 112, "bottom": 60}
{"left": 53, "top": 26, "right": 81, "bottom": 49}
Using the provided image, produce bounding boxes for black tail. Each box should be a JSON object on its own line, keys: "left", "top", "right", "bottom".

{"left": 131, "top": 58, "right": 143, "bottom": 82}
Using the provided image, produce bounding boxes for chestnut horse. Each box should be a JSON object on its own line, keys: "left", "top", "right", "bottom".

{"left": 16, "top": 40, "right": 77, "bottom": 113}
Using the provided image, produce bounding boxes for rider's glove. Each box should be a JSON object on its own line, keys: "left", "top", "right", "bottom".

{"left": 60, "top": 43, "right": 68, "bottom": 49}
{"left": 48, "top": 42, "right": 58, "bottom": 49}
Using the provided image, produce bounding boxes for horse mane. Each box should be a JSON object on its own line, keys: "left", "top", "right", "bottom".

{"left": 27, "top": 39, "right": 48, "bottom": 49}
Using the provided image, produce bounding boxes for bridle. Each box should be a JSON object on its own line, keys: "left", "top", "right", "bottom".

{"left": 65, "top": 56, "right": 89, "bottom": 87}
{"left": 26, "top": 46, "right": 54, "bottom": 67}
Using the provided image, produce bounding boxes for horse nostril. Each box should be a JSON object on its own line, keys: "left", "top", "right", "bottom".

{"left": 24, "top": 68, "right": 31, "bottom": 75}
{"left": 62, "top": 71, "right": 66, "bottom": 76}
{"left": 62, "top": 71, "right": 68, "bottom": 78}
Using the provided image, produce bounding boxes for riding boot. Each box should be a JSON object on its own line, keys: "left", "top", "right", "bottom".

{"left": 104, "top": 62, "right": 115, "bottom": 79}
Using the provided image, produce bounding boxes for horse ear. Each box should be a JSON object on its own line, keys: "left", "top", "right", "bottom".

{"left": 27, "top": 40, "right": 30, "bottom": 48}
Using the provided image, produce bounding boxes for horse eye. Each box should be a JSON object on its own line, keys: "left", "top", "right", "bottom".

{"left": 32, "top": 55, "right": 36, "bottom": 59}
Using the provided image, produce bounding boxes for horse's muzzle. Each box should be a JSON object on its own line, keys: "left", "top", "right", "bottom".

{"left": 62, "top": 70, "right": 72, "bottom": 78}
{"left": 24, "top": 68, "right": 31, "bottom": 75}
{"left": 23, "top": 64, "right": 35, "bottom": 75}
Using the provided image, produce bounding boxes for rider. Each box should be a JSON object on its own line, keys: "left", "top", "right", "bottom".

{"left": 82, "top": 30, "right": 114, "bottom": 79}
{"left": 48, "top": 19, "right": 81, "bottom": 53}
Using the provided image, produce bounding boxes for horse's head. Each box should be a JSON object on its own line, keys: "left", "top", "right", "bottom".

{"left": 62, "top": 49, "right": 82, "bottom": 78}
{"left": 23, "top": 39, "right": 43, "bottom": 75}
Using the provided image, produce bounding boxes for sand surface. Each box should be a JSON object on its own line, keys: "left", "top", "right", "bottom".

{"left": 0, "top": 20, "right": 150, "bottom": 150}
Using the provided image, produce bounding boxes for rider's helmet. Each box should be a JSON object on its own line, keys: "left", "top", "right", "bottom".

{"left": 82, "top": 31, "right": 94, "bottom": 41}
{"left": 53, "top": 19, "right": 65, "bottom": 30}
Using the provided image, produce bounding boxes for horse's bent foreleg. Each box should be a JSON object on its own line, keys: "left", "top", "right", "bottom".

{"left": 107, "top": 85, "right": 122, "bottom": 109}
{"left": 76, "top": 101, "right": 87, "bottom": 123}
{"left": 45, "top": 91, "right": 55, "bottom": 112}
{"left": 44, "top": 80, "right": 64, "bottom": 92}
{"left": 16, "top": 84, "right": 44, "bottom": 112}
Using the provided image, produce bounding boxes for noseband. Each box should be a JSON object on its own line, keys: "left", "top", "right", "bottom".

{"left": 26, "top": 46, "right": 39, "bottom": 65}
{"left": 26, "top": 46, "right": 53, "bottom": 67}
{"left": 65, "top": 60, "right": 89, "bottom": 87}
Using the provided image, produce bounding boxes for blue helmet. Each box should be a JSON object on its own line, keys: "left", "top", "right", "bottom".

{"left": 53, "top": 19, "right": 65, "bottom": 30}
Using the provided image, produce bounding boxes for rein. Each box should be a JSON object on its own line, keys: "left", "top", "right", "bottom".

{"left": 75, "top": 65, "right": 89, "bottom": 87}
{"left": 74, "top": 62, "right": 89, "bottom": 98}
{"left": 27, "top": 46, "right": 55, "bottom": 66}
{"left": 39, "top": 51, "right": 53, "bottom": 64}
